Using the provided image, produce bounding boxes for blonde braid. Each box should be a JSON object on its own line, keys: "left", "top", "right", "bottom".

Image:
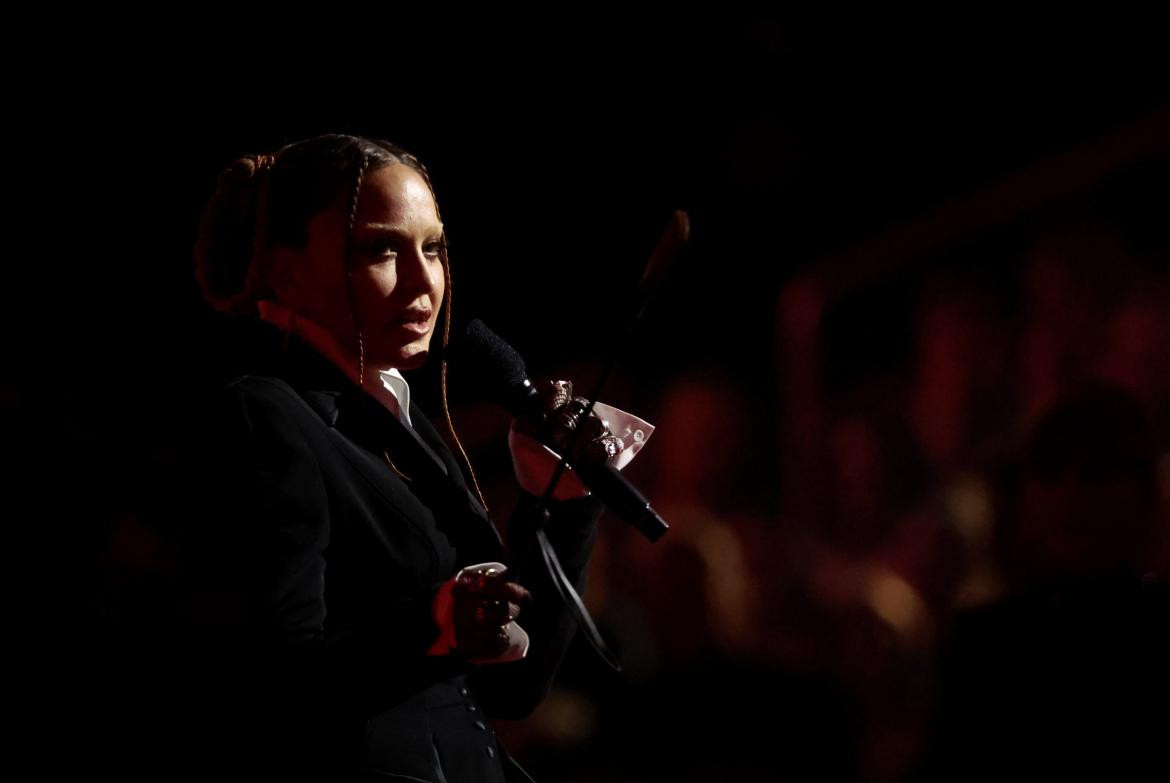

{"left": 439, "top": 260, "right": 490, "bottom": 514}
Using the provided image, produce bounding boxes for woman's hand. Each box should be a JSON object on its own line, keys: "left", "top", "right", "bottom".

{"left": 428, "top": 563, "right": 531, "bottom": 664}
{"left": 518, "top": 379, "right": 627, "bottom": 465}
{"left": 508, "top": 380, "right": 627, "bottom": 500}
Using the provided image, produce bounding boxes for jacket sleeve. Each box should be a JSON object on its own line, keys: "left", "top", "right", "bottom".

{"left": 174, "top": 378, "right": 451, "bottom": 776}
{"left": 470, "top": 489, "right": 604, "bottom": 719}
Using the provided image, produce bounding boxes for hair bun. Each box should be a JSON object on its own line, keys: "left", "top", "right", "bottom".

{"left": 193, "top": 154, "right": 274, "bottom": 314}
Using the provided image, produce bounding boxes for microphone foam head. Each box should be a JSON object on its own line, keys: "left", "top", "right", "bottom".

{"left": 450, "top": 319, "right": 531, "bottom": 409}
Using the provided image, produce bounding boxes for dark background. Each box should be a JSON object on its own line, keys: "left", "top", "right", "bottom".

{"left": 12, "top": 17, "right": 1170, "bottom": 781}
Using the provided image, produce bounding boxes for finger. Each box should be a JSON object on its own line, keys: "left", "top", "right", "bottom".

{"left": 473, "top": 579, "right": 531, "bottom": 605}
{"left": 490, "top": 600, "right": 524, "bottom": 625}
{"left": 577, "top": 412, "right": 608, "bottom": 443}
{"left": 567, "top": 415, "right": 610, "bottom": 459}
{"left": 455, "top": 572, "right": 531, "bottom": 606}
{"left": 453, "top": 564, "right": 508, "bottom": 594}
{"left": 549, "top": 397, "right": 593, "bottom": 452}
{"left": 472, "top": 599, "right": 522, "bottom": 627}
{"left": 580, "top": 433, "right": 625, "bottom": 464}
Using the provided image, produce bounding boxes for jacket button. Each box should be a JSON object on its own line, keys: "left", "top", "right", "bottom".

{"left": 474, "top": 720, "right": 487, "bottom": 731}
{"left": 459, "top": 687, "right": 469, "bottom": 697}
{"left": 485, "top": 746, "right": 496, "bottom": 759}
{"left": 466, "top": 704, "right": 477, "bottom": 712}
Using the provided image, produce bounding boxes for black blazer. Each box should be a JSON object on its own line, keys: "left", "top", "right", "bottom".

{"left": 175, "top": 322, "right": 602, "bottom": 781}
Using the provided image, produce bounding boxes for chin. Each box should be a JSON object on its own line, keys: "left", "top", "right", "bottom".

{"left": 395, "top": 350, "right": 430, "bottom": 371}
{"left": 373, "top": 339, "right": 431, "bottom": 370}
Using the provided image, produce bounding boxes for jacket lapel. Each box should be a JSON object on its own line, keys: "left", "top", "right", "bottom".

{"left": 283, "top": 339, "right": 504, "bottom": 563}
{"left": 408, "top": 401, "right": 495, "bottom": 524}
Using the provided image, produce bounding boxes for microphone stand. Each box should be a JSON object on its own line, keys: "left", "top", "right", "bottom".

{"left": 526, "top": 210, "right": 690, "bottom": 671}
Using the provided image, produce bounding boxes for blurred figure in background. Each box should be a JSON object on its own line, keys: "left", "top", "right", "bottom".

{"left": 923, "top": 383, "right": 1170, "bottom": 779}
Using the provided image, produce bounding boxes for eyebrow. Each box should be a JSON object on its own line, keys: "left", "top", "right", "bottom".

{"left": 356, "top": 222, "right": 445, "bottom": 238}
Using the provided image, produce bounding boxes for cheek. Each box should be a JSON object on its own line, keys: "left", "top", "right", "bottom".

{"left": 291, "top": 263, "right": 350, "bottom": 329}
{"left": 355, "top": 267, "right": 399, "bottom": 301}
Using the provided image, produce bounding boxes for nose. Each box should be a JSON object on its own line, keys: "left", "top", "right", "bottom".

{"left": 398, "top": 244, "right": 442, "bottom": 297}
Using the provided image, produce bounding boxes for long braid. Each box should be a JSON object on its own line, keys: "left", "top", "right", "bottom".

{"left": 344, "top": 154, "right": 370, "bottom": 387}
{"left": 438, "top": 260, "right": 490, "bottom": 513}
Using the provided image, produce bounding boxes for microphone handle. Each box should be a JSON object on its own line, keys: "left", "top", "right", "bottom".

{"left": 571, "top": 459, "right": 669, "bottom": 542}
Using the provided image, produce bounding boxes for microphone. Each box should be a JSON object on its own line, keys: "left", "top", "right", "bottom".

{"left": 454, "top": 319, "right": 669, "bottom": 542}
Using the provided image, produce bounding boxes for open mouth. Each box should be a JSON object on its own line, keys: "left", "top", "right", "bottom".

{"left": 394, "top": 309, "right": 432, "bottom": 334}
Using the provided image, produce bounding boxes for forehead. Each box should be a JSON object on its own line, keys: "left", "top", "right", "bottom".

{"left": 355, "top": 162, "right": 440, "bottom": 226}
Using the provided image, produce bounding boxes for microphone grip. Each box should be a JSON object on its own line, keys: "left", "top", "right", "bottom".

{"left": 572, "top": 459, "right": 669, "bottom": 542}
{"left": 507, "top": 374, "right": 668, "bottom": 541}
{"left": 512, "top": 379, "right": 546, "bottom": 420}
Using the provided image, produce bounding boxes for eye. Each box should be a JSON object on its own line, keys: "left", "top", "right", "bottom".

{"left": 424, "top": 239, "right": 445, "bottom": 259}
{"left": 359, "top": 238, "right": 397, "bottom": 260}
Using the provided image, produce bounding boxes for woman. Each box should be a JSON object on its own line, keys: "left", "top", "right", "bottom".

{"left": 180, "top": 134, "right": 618, "bottom": 781}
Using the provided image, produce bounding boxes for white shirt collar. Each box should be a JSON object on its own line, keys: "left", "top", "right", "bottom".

{"left": 257, "top": 300, "right": 413, "bottom": 428}
{"left": 375, "top": 367, "right": 413, "bottom": 428}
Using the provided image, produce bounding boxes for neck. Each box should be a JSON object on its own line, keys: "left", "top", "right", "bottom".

{"left": 258, "top": 300, "right": 363, "bottom": 383}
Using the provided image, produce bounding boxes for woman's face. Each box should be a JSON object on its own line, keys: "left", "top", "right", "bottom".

{"left": 277, "top": 162, "right": 446, "bottom": 370}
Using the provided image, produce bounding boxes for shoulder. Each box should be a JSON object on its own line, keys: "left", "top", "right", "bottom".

{"left": 221, "top": 373, "right": 309, "bottom": 407}
{"left": 197, "top": 373, "right": 334, "bottom": 459}
{"left": 216, "top": 373, "right": 328, "bottom": 423}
